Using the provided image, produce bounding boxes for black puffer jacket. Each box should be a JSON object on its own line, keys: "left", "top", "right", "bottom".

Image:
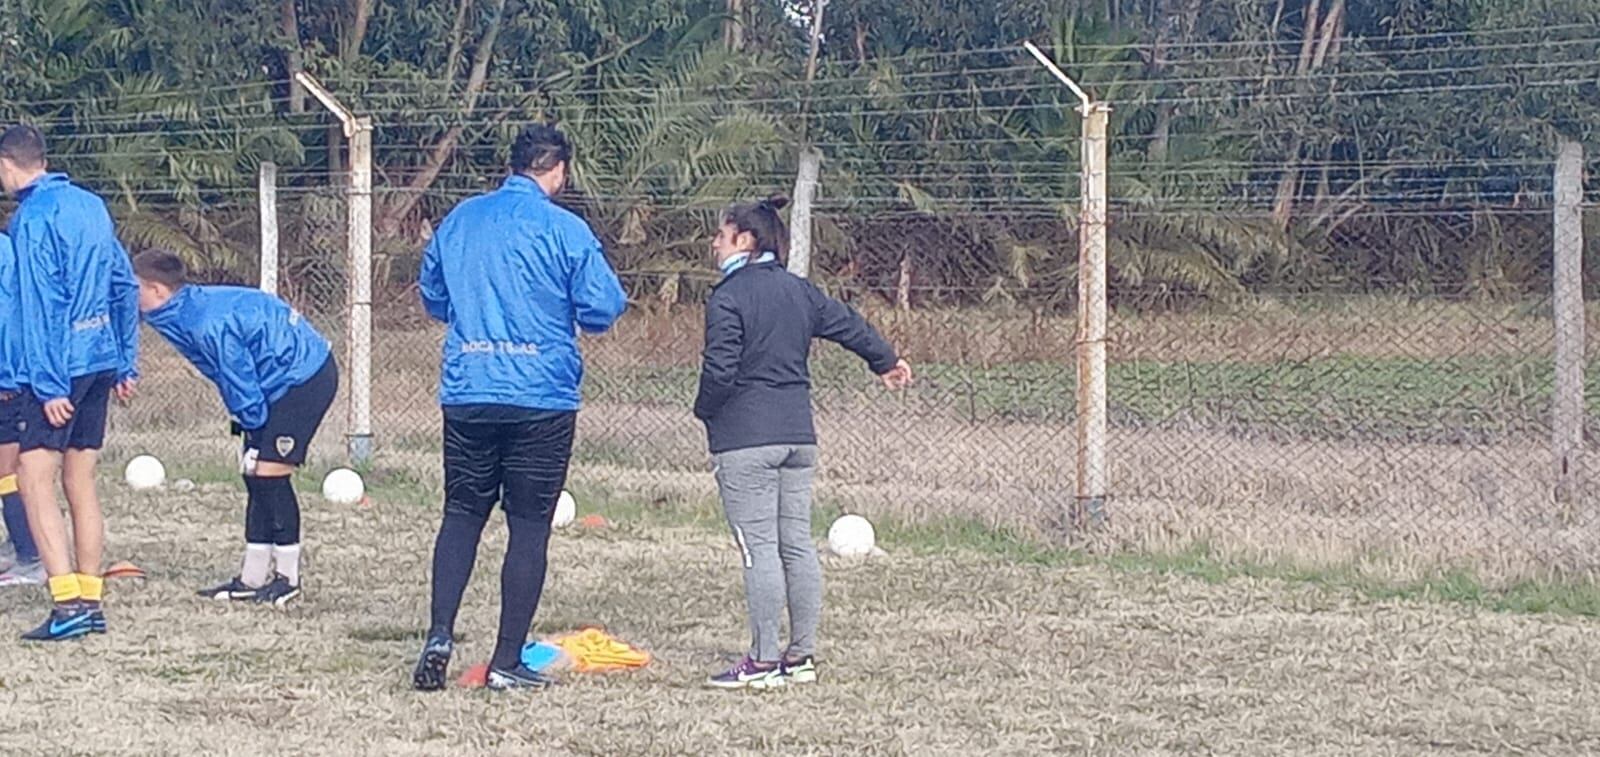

{"left": 693, "top": 261, "right": 898, "bottom": 454}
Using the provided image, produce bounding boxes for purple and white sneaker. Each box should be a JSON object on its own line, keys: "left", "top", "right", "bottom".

{"left": 705, "top": 657, "right": 784, "bottom": 690}
{"left": 781, "top": 655, "right": 818, "bottom": 684}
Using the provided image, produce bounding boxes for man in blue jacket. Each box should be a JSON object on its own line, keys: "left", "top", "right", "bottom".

{"left": 135, "top": 249, "right": 337, "bottom": 607}
{"left": 412, "top": 124, "right": 627, "bottom": 692}
{"left": 0, "top": 232, "right": 41, "bottom": 588}
{"left": 0, "top": 125, "right": 139, "bottom": 641}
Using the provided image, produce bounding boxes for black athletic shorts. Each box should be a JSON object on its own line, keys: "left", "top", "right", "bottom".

{"left": 442, "top": 405, "right": 575, "bottom": 521}
{"left": 240, "top": 357, "right": 338, "bottom": 473}
{"left": 0, "top": 390, "right": 20, "bottom": 446}
{"left": 17, "top": 371, "right": 116, "bottom": 453}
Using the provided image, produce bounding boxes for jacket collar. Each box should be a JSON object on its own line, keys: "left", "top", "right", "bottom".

{"left": 500, "top": 173, "right": 553, "bottom": 200}
{"left": 17, "top": 172, "right": 69, "bottom": 202}
{"left": 719, "top": 251, "right": 778, "bottom": 279}
{"left": 142, "top": 285, "right": 198, "bottom": 328}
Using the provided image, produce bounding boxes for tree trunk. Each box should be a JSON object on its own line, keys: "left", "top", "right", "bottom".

{"left": 1148, "top": 106, "right": 1172, "bottom": 162}
{"left": 1311, "top": 0, "right": 1344, "bottom": 70}
{"left": 444, "top": 0, "right": 473, "bottom": 85}
{"left": 1276, "top": 0, "right": 1333, "bottom": 230}
{"left": 1295, "top": 0, "right": 1321, "bottom": 75}
{"left": 804, "top": 0, "right": 828, "bottom": 84}
{"left": 342, "top": 0, "right": 375, "bottom": 63}
{"left": 1267, "top": 0, "right": 1286, "bottom": 66}
{"left": 328, "top": 124, "right": 343, "bottom": 175}
{"left": 723, "top": 0, "right": 743, "bottom": 52}
{"left": 897, "top": 254, "right": 913, "bottom": 311}
{"left": 281, "top": 0, "right": 305, "bottom": 114}
{"left": 377, "top": 0, "right": 507, "bottom": 236}
{"left": 1145, "top": 0, "right": 1193, "bottom": 164}
{"left": 853, "top": 19, "right": 868, "bottom": 65}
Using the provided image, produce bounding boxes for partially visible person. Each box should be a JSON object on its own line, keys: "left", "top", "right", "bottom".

{"left": 0, "top": 230, "right": 41, "bottom": 587}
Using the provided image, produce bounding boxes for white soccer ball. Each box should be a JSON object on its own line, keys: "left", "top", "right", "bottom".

{"left": 321, "top": 468, "right": 365, "bottom": 505}
{"left": 553, "top": 490, "right": 576, "bottom": 528}
{"left": 827, "top": 514, "right": 876, "bottom": 557}
{"left": 124, "top": 455, "right": 166, "bottom": 491}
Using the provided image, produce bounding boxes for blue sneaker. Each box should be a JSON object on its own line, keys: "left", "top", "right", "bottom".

{"left": 411, "top": 635, "right": 454, "bottom": 692}
{"left": 84, "top": 601, "right": 106, "bottom": 634}
{"left": 705, "top": 657, "right": 784, "bottom": 690}
{"left": 21, "top": 602, "right": 96, "bottom": 642}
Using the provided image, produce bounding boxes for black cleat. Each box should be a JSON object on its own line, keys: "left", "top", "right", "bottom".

{"left": 252, "top": 574, "right": 301, "bottom": 608}
{"left": 487, "top": 664, "right": 557, "bottom": 691}
{"left": 412, "top": 635, "right": 454, "bottom": 692}
{"left": 198, "top": 576, "right": 264, "bottom": 602}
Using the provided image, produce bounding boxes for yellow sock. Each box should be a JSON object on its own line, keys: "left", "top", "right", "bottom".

{"left": 78, "top": 574, "right": 104, "bottom": 603}
{"left": 0, "top": 474, "right": 17, "bottom": 496}
{"left": 48, "top": 574, "right": 81, "bottom": 604}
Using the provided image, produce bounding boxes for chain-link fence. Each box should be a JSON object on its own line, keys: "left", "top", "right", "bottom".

{"left": 15, "top": 33, "right": 1598, "bottom": 584}
{"left": 343, "top": 205, "right": 1600, "bottom": 583}
{"left": 110, "top": 164, "right": 1600, "bottom": 586}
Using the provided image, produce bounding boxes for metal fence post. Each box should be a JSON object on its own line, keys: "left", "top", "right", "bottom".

{"left": 1076, "top": 102, "right": 1111, "bottom": 529}
{"left": 295, "top": 72, "right": 375, "bottom": 466}
{"left": 258, "top": 161, "right": 279, "bottom": 295}
{"left": 1553, "top": 139, "right": 1584, "bottom": 506}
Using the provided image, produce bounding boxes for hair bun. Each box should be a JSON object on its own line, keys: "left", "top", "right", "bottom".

{"left": 762, "top": 194, "right": 790, "bottom": 211}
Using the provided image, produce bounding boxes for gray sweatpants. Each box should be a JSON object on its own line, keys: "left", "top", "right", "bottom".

{"left": 713, "top": 444, "right": 822, "bottom": 663}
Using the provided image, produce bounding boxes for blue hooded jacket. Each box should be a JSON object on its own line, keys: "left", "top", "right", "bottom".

{"left": 142, "top": 285, "right": 332, "bottom": 430}
{"left": 0, "top": 233, "right": 18, "bottom": 392}
{"left": 419, "top": 174, "right": 627, "bottom": 410}
{"left": 7, "top": 173, "right": 139, "bottom": 400}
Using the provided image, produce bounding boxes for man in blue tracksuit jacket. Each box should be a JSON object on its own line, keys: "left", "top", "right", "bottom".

{"left": 136, "top": 249, "right": 338, "bottom": 608}
{"left": 411, "top": 123, "right": 627, "bottom": 693}
{"left": 0, "top": 125, "right": 139, "bottom": 641}
{"left": 0, "top": 232, "right": 41, "bottom": 587}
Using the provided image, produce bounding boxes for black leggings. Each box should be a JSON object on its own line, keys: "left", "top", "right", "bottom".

{"left": 426, "top": 411, "right": 576, "bottom": 670}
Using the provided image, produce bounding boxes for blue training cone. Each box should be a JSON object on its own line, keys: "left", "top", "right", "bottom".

{"left": 521, "top": 641, "right": 565, "bottom": 672}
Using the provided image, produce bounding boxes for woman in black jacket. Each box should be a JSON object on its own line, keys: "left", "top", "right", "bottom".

{"left": 694, "top": 195, "right": 912, "bottom": 689}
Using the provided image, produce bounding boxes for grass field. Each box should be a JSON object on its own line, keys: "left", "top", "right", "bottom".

{"left": 98, "top": 295, "right": 1600, "bottom": 586}
{"left": 2, "top": 474, "right": 1600, "bottom": 755}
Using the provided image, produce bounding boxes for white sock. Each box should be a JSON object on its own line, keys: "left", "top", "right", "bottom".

{"left": 241, "top": 544, "right": 273, "bottom": 588}
{"left": 273, "top": 544, "right": 301, "bottom": 586}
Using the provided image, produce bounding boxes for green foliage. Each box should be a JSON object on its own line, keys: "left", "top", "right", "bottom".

{"left": 1, "top": 1, "right": 1596, "bottom": 301}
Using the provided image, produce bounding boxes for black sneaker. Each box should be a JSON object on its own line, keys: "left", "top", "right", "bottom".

{"left": 198, "top": 576, "right": 264, "bottom": 602}
{"left": 21, "top": 602, "right": 96, "bottom": 642}
{"left": 486, "top": 664, "right": 557, "bottom": 691}
{"left": 252, "top": 575, "right": 301, "bottom": 608}
{"left": 412, "top": 635, "right": 454, "bottom": 692}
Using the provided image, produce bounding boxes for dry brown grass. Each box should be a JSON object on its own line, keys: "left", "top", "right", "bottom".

{"left": 605, "top": 297, "right": 1600, "bottom": 365}
{"left": 2, "top": 481, "right": 1599, "bottom": 755}
{"left": 113, "top": 295, "right": 1600, "bottom": 586}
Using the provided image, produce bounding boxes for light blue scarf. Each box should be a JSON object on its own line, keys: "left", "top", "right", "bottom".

{"left": 719, "top": 251, "right": 778, "bottom": 278}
